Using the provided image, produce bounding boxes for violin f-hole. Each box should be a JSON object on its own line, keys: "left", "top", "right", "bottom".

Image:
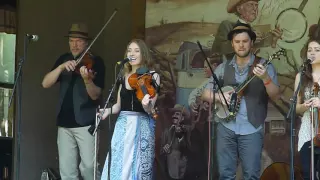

{"left": 138, "top": 79, "right": 149, "bottom": 96}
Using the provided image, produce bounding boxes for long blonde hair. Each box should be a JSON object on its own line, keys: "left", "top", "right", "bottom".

{"left": 123, "top": 39, "right": 155, "bottom": 74}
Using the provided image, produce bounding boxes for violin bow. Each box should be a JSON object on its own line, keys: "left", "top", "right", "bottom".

{"left": 75, "top": 9, "right": 118, "bottom": 65}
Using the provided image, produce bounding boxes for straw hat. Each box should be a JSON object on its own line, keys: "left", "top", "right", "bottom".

{"left": 227, "top": 22, "right": 256, "bottom": 41}
{"left": 227, "top": 0, "right": 260, "bottom": 13}
{"left": 168, "top": 104, "right": 191, "bottom": 119}
{"left": 65, "top": 23, "right": 91, "bottom": 39}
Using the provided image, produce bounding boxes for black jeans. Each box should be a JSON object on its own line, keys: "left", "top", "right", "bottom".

{"left": 300, "top": 141, "right": 320, "bottom": 180}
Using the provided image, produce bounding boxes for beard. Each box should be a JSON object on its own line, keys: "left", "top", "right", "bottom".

{"left": 235, "top": 50, "right": 250, "bottom": 58}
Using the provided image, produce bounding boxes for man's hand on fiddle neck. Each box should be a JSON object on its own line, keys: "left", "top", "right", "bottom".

{"left": 80, "top": 66, "right": 95, "bottom": 83}
{"left": 80, "top": 66, "right": 101, "bottom": 100}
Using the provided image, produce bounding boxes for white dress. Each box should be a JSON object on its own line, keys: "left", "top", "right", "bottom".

{"left": 298, "top": 85, "right": 320, "bottom": 151}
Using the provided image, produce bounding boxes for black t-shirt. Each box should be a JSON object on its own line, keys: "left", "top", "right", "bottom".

{"left": 120, "top": 77, "right": 145, "bottom": 113}
{"left": 51, "top": 52, "right": 105, "bottom": 128}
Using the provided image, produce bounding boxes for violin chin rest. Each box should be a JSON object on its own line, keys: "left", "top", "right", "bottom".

{"left": 136, "top": 67, "right": 149, "bottom": 74}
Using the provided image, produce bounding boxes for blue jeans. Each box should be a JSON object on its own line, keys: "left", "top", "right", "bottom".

{"left": 216, "top": 123, "right": 264, "bottom": 180}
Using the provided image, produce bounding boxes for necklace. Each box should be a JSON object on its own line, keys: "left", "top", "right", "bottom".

{"left": 237, "top": 64, "right": 247, "bottom": 75}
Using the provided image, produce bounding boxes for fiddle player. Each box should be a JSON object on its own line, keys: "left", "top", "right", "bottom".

{"left": 42, "top": 23, "right": 105, "bottom": 180}
{"left": 98, "top": 39, "right": 160, "bottom": 180}
{"left": 295, "top": 37, "right": 320, "bottom": 180}
{"left": 201, "top": 23, "right": 280, "bottom": 180}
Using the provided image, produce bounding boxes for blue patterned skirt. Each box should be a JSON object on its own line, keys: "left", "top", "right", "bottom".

{"left": 101, "top": 111, "right": 156, "bottom": 180}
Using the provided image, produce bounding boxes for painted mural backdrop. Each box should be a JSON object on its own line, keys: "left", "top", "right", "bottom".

{"left": 145, "top": 0, "right": 320, "bottom": 179}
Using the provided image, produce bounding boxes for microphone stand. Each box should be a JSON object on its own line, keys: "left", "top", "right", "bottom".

{"left": 88, "top": 61, "right": 125, "bottom": 180}
{"left": 8, "top": 35, "right": 31, "bottom": 180}
{"left": 196, "top": 41, "right": 229, "bottom": 180}
{"left": 88, "top": 62, "right": 124, "bottom": 135}
{"left": 286, "top": 63, "right": 306, "bottom": 180}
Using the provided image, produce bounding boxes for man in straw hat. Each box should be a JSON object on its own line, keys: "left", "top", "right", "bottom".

{"left": 201, "top": 23, "right": 280, "bottom": 179}
{"left": 211, "top": 0, "right": 283, "bottom": 60}
{"left": 42, "top": 23, "right": 105, "bottom": 180}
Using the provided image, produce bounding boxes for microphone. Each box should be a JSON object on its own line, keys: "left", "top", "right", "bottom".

{"left": 26, "top": 34, "right": 39, "bottom": 41}
{"left": 117, "top": 57, "right": 131, "bottom": 66}
{"left": 302, "top": 59, "right": 312, "bottom": 67}
{"left": 305, "top": 58, "right": 312, "bottom": 64}
{"left": 300, "top": 59, "right": 312, "bottom": 73}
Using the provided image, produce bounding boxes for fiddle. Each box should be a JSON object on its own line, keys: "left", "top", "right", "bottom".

{"left": 312, "top": 82, "right": 320, "bottom": 147}
{"left": 309, "top": 82, "right": 320, "bottom": 180}
{"left": 74, "top": 51, "right": 95, "bottom": 78}
{"left": 128, "top": 67, "right": 159, "bottom": 119}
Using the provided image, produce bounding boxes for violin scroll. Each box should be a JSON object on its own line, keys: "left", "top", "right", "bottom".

{"left": 151, "top": 107, "right": 159, "bottom": 120}
{"left": 313, "top": 82, "right": 320, "bottom": 94}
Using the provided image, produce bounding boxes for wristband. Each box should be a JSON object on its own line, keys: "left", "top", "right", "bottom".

{"left": 264, "top": 78, "right": 272, "bottom": 86}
